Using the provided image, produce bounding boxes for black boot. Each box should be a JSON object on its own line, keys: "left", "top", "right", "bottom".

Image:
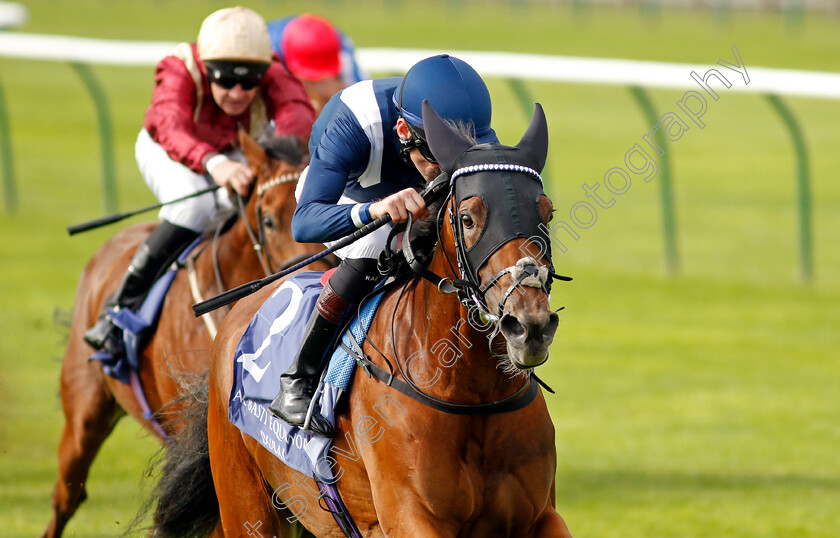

{"left": 268, "top": 281, "right": 354, "bottom": 436}
{"left": 84, "top": 221, "right": 198, "bottom": 355}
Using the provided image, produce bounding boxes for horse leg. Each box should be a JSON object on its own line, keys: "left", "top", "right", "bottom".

{"left": 41, "top": 359, "right": 121, "bottom": 538}
{"left": 536, "top": 512, "right": 572, "bottom": 538}
{"left": 207, "top": 375, "right": 285, "bottom": 537}
{"left": 534, "top": 509, "right": 573, "bottom": 538}
{"left": 532, "top": 476, "right": 573, "bottom": 537}
{"left": 207, "top": 396, "right": 314, "bottom": 536}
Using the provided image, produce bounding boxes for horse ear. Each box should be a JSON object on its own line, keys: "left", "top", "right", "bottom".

{"left": 422, "top": 100, "right": 472, "bottom": 173}
{"left": 239, "top": 128, "right": 267, "bottom": 172}
{"left": 515, "top": 103, "right": 549, "bottom": 173}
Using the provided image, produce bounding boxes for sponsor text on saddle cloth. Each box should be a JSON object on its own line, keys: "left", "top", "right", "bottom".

{"left": 229, "top": 271, "right": 384, "bottom": 481}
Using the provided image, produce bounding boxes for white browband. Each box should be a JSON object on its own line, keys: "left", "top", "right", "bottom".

{"left": 449, "top": 163, "right": 543, "bottom": 186}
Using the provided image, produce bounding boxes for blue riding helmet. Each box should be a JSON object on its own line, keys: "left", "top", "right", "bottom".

{"left": 393, "top": 54, "right": 497, "bottom": 145}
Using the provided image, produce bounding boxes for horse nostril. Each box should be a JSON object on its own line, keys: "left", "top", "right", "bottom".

{"left": 500, "top": 314, "right": 526, "bottom": 340}
{"left": 546, "top": 312, "right": 559, "bottom": 335}
{"left": 542, "top": 312, "right": 559, "bottom": 345}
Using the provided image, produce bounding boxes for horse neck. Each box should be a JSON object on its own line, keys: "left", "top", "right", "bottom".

{"left": 396, "top": 246, "right": 522, "bottom": 402}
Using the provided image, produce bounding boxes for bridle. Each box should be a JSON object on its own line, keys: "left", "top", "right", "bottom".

{"left": 349, "top": 164, "right": 570, "bottom": 415}
{"left": 201, "top": 170, "right": 302, "bottom": 299}
{"left": 187, "top": 167, "right": 319, "bottom": 337}
{"left": 404, "top": 164, "right": 570, "bottom": 330}
{"left": 254, "top": 170, "right": 303, "bottom": 274}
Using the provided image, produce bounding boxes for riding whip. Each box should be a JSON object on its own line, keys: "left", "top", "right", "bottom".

{"left": 192, "top": 174, "right": 450, "bottom": 317}
{"left": 66, "top": 185, "right": 221, "bottom": 236}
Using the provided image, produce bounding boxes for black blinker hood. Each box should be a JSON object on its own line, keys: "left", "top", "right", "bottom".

{"left": 422, "top": 100, "right": 552, "bottom": 282}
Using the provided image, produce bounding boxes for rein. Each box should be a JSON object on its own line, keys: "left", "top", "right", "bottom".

{"left": 187, "top": 170, "right": 302, "bottom": 322}
{"left": 405, "top": 167, "right": 570, "bottom": 322}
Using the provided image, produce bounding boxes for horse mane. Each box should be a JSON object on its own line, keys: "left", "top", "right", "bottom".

{"left": 407, "top": 193, "right": 446, "bottom": 265}
{"left": 199, "top": 129, "right": 305, "bottom": 238}
{"left": 254, "top": 125, "right": 305, "bottom": 167}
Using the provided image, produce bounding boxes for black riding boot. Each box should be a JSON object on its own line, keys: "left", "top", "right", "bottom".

{"left": 84, "top": 221, "right": 198, "bottom": 355}
{"left": 268, "top": 281, "right": 354, "bottom": 436}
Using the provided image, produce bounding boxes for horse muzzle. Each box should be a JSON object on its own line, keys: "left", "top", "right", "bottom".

{"left": 499, "top": 309, "right": 559, "bottom": 369}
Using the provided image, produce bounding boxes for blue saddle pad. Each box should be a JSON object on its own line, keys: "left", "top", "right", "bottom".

{"left": 90, "top": 237, "right": 201, "bottom": 383}
{"left": 228, "top": 271, "right": 383, "bottom": 481}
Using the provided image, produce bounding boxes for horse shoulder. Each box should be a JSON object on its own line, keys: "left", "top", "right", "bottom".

{"left": 337, "top": 360, "right": 558, "bottom": 533}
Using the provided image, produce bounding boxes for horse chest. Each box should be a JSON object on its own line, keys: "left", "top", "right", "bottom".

{"left": 384, "top": 412, "right": 556, "bottom": 530}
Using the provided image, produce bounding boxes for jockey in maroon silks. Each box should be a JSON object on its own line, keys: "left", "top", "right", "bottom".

{"left": 85, "top": 6, "right": 315, "bottom": 356}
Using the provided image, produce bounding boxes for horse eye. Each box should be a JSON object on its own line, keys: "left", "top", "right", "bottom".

{"left": 460, "top": 213, "right": 474, "bottom": 229}
{"left": 262, "top": 215, "right": 276, "bottom": 230}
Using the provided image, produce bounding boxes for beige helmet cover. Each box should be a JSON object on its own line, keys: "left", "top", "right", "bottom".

{"left": 197, "top": 6, "right": 272, "bottom": 64}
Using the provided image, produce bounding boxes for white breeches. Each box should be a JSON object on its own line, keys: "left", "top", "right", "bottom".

{"left": 135, "top": 128, "right": 243, "bottom": 233}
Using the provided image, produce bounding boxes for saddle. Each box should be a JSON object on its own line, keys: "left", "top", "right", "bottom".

{"left": 228, "top": 271, "right": 384, "bottom": 481}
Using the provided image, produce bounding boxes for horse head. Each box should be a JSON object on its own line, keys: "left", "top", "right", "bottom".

{"left": 239, "top": 129, "right": 313, "bottom": 272}
{"left": 424, "top": 100, "right": 563, "bottom": 370}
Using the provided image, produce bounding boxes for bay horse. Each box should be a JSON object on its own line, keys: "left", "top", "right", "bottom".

{"left": 152, "top": 102, "right": 573, "bottom": 537}
{"left": 41, "top": 130, "right": 331, "bottom": 538}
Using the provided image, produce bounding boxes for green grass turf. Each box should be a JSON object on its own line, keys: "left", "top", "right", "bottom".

{"left": 1, "top": 1, "right": 838, "bottom": 536}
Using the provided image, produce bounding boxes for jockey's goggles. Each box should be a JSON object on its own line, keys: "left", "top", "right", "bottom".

{"left": 396, "top": 72, "right": 438, "bottom": 165}
{"left": 205, "top": 60, "right": 268, "bottom": 91}
{"left": 211, "top": 74, "right": 262, "bottom": 90}
{"left": 405, "top": 123, "right": 438, "bottom": 165}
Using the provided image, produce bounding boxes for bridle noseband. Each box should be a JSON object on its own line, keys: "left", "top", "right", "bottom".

{"left": 208, "top": 170, "right": 301, "bottom": 298}
{"left": 444, "top": 163, "right": 569, "bottom": 325}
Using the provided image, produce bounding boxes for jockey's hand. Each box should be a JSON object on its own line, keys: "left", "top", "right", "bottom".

{"left": 369, "top": 187, "right": 430, "bottom": 223}
{"left": 210, "top": 160, "right": 254, "bottom": 197}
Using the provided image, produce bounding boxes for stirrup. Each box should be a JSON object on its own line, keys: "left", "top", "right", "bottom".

{"left": 302, "top": 368, "right": 334, "bottom": 436}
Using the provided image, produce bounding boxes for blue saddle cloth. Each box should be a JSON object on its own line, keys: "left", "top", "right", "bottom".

{"left": 228, "top": 271, "right": 383, "bottom": 482}
{"left": 89, "top": 238, "right": 201, "bottom": 384}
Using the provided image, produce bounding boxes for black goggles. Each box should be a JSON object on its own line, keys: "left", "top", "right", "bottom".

{"left": 405, "top": 122, "right": 438, "bottom": 164}
{"left": 396, "top": 71, "right": 438, "bottom": 165}
{"left": 205, "top": 60, "right": 267, "bottom": 91}
{"left": 210, "top": 73, "right": 262, "bottom": 91}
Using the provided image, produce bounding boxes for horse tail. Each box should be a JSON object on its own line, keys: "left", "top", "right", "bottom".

{"left": 137, "top": 374, "right": 220, "bottom": 537}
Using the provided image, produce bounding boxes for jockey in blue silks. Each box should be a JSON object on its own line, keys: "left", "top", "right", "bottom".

{"left": 268, "top": 54, "right": 498, "bottom": 435}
